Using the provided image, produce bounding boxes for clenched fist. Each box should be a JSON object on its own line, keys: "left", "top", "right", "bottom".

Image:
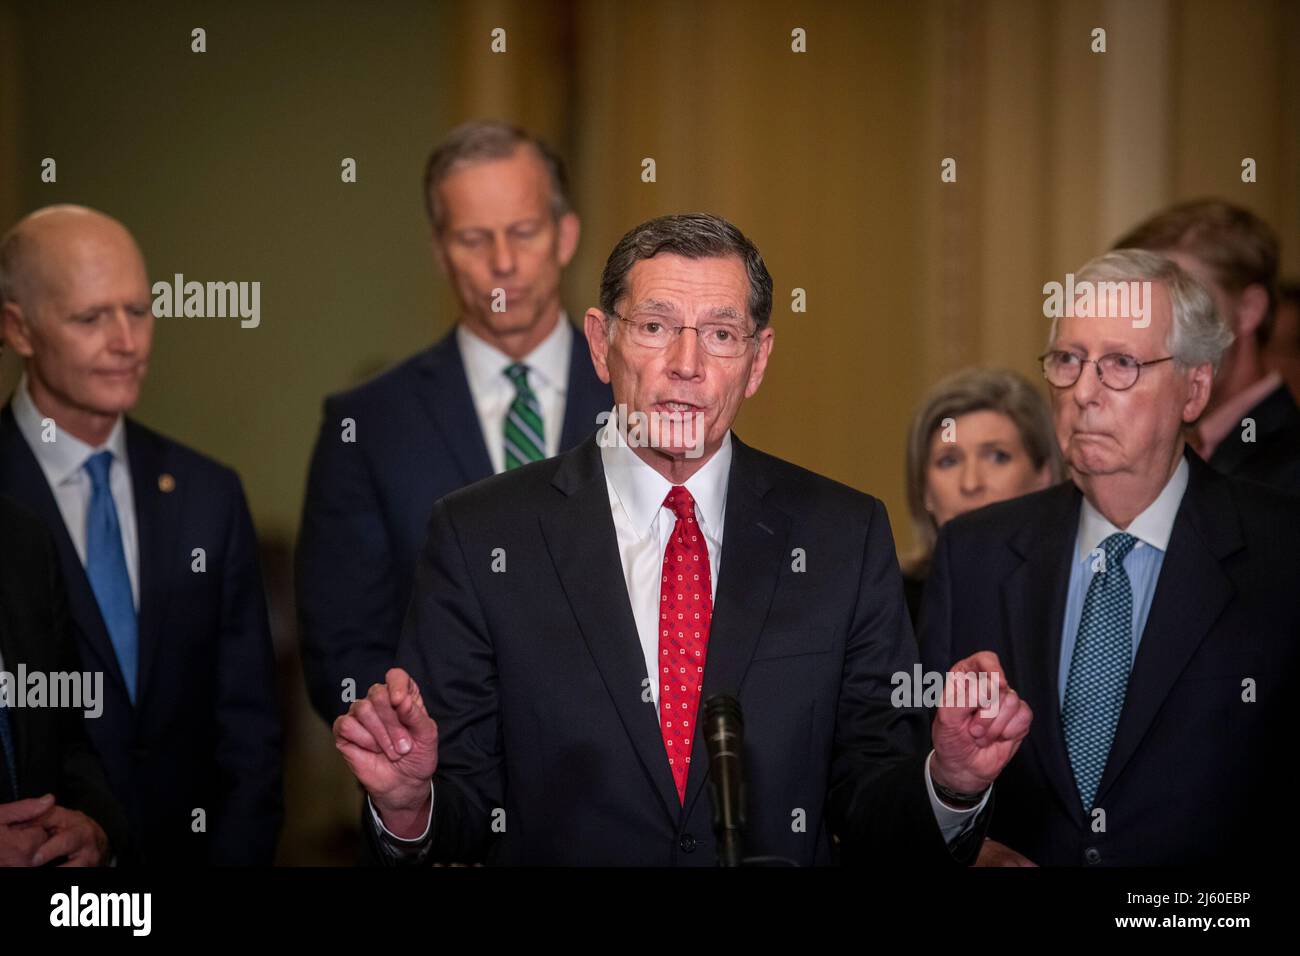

{"left": 333, "top": 668, "right": 439, "bottom": 838}
{"left": 931, "top": 650, "right": 1033, "bottom": 796}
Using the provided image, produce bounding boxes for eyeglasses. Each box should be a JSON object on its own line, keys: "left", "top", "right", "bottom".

{"left": 1038, "top": 350, "right": 1174, "bottom": 391}
{"left": 609, "top": 311, "right": 759, "bottom": 359}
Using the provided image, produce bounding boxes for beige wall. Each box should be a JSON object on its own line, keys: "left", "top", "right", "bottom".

{"left": 2, "top": 0, "right": 1296, "bottom": 555}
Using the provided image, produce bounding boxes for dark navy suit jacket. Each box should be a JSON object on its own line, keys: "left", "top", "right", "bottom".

{"left": 364, "top": 434, "right": 986, "bottom": 866}
{"left": 296, "top": 324, "right": 613, "bottom": 724}
{"left": 1207, "top": 381, "right": 1300, "bottom": 494}
{"left": 0, "top": 494, "right": 130, "bottom": 861}
{"left": 919, "top": 449, "right": 1299, "bottom": 865}
{"left": 0, "top": 406, "right": 283, "bottom": 865}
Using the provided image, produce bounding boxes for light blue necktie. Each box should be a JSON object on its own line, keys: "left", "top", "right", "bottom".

{"left": 1062, "top": 531, "right": 1138, "bottom": 812}
{"left": 84, "top": 450, "right": 139, "bottom": 704}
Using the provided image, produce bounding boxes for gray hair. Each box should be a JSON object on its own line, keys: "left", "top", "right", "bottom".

{"left": 0, "top": 223, "right": 30, "bottom": 310}
{"left": 1049, "top": 248, "right": 1234, "bottom": 373}
{"left": 422, "top": 120, "right": 572, "bottom": 233}
{"left": 599, "top": 213, "right": 773, "bottom": 330}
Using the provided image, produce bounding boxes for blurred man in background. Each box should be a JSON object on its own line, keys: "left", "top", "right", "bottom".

{"left": 0, "top": 205, "right": 282, "bottom": 865}
{"left": 297, "top": 121, "right": 611, "bottom": 727}
{"left": 1113, "top": 199, "right": 1300, "bottom": 493}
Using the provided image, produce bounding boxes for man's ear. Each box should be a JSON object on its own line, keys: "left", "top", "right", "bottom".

{"left": 743, "top": 326, "right": 775, "bottom": 399}
{"left": 1182, "top": 361, "right": 1214, "bottom": 422}
{"left": 556, "top": 212, "right": 580, "bottom": 268}
{"left": 1235, "top": 283, "right": 1269, "bottom": 342}
{"left": 584, "top": 308, "right": 612, "bottom": 385}
{"left": 1, "top": 302, "right": 36, "bottom": 358}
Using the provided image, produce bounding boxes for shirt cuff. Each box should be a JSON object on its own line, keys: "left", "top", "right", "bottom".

{"left": 368, "top": 781, "right": 435, "bottom": 850}
{"left": 924, "top": 750, "right": 991, "bottom": 844}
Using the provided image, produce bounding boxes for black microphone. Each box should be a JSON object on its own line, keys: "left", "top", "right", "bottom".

{"left": 704, "top": 694, "right": 746, "bottom": 867}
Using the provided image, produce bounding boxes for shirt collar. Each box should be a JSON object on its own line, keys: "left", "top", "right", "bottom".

{"left": 12, "top": 373, "right": 128, "bottom": 486}
{"left": 599, "top": 413, "right": 732, "bottom": 542}
{"left": 1075, "top": 455, "right": 1189, "bottom": 561}
{"left": 456, "top": 311, "right": 572, "bottom": 396}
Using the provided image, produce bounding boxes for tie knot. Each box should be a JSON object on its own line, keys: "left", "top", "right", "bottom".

{"left": 663, "top": 486, "right": 696, "bottom": 522}
{"left": 505, "top": 363, "right": 531, "bottom": 390}
{"left": 1100, "top": 531, "right": 1138, "bottom": 567}
{"left": 84, "top": 450, "right": 114, "bottom": 490}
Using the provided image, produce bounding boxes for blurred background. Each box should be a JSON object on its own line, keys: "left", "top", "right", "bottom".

{"left": 0, "top": 0, "right": 1296, "bottom": 864}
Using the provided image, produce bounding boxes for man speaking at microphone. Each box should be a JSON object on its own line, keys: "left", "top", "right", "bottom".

{"left": 333, "top": 214, "right": 1030, "bottom": 865}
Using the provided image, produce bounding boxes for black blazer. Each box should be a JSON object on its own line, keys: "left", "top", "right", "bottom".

{"left": 918, "top": 448, "right": 1299, "bottom": 865}
{"left": 367, "top": 434, "right": 984, "bottom": 866}
{"left": 296, "top": 324, "right": 613, "bottom": 724}
{"left": 0, "top": 407, "right": 283, "bottom": 865}
{"left": 0, "top": 495, "right": 129, "bottom": 860}
{"left": 1207, "top": 381, "right": 1300, "bottom": 494}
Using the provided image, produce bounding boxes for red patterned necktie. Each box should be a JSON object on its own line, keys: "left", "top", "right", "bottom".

{"left": 657, "top": 486, "right": 713, "bottom": 803}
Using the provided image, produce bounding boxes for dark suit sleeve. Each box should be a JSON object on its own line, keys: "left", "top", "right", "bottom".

{"left": 209, "top": 472, "right": 283, "bottom": 864}
{"left": 297, "top": 396, "right": 403, "bottom": 724}
{"left": 43, "top": 527, "right": 131, "bottom": 862}
{"left": 826, "top": 499, "right": 983, "bottom": 866}
{"left": 367, "top": 496, "right": 501, "bottom": 866}
{"left": 916, "top": 524, "right": 956, "bottom": 676}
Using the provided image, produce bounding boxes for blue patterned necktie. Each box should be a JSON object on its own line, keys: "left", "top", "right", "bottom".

{"left": 1062, "top": 531, "right": 1138, "bottom": 811}
{"left": 0, "top": 702, "right": 17, "bottom": 801}
{"left": 84, "top": 450, "right": 139, "bottom": 704}
{"left": 503, "top": 363, "right": 545, "bottom": 470}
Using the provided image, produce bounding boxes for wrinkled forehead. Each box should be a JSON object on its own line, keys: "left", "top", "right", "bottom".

{"left": 1054, "top": 279, "right": 1173, "bottom": 352}
{"left": 622, "top": 253, "right": 750, "bottom": 321}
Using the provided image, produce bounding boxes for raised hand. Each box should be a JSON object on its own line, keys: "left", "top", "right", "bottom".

{"left": 931, "top": 650, "right": 1032, "bottom": 796}
{"left": 333, "top": 668, "right": 439, "bottom": 837}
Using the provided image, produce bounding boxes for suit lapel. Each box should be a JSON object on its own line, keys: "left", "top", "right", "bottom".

{"left": 0, "top": 405, "right": 130, "bottom": 701}
{"left": 682, "top": 438, "right": 790, "bottom": 817}
{"left": 1094, "top": 454, "right": 1239, "bottom": 803}
{"left": 538, "top": 437, "right": 682, "bottom": 821}
{"left": 413, "top": 331, "right": 494, "bottom": 484}
{"left": 125, "top": 420, "right": 180, "bottom": 704}
{"left": 558, "top": 324, "right": 608, "bottom": 451}
{"left": 1003, "top": 482, "right": 1083, "bottom": 822}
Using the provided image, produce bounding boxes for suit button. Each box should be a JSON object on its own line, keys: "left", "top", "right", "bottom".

{"left": 1084, "top": 847, "right": 1101, "bottom": 865}
{"left": 679, "top": 834, "right": 697, "bottom": 853}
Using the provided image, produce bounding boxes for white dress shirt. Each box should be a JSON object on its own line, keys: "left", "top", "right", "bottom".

{"left": 373, "top": 414, "right": 986, "bottom": 852}
{"left": 456, "top": 314, "right": 572, "bottom": 474}
{"left": 11, "top": 374, "right": 140, "bottom": 609}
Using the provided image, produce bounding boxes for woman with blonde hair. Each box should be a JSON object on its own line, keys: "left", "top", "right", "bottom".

{"left": 902, "top": 368, "right": 1063, "bottom": 624}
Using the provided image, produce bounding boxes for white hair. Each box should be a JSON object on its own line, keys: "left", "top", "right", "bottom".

{"left": 1048, "top": 248, "right": 1235, "bottom": 373}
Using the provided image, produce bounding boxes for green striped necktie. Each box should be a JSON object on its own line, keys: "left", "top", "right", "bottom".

{"left": 504, "top": 362, "right": 545, "bottom": 469}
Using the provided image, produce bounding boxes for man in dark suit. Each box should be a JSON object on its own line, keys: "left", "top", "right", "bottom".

{"left": 297, "top": 121, "right": 611, "bottom": 725}
{"left": 0, "top": 205, "right": 282, "bottom": 865}
{"left": 1113, "top": 199, "right": 1300, "bottom": 493}
{"left": 0, "top": 494, "right": 128, "bottom": 866}
{"left": 920, "top": 249, "right": 1298, "bottom": 866}
{"left": 333, "top": 213, "right": 1032, "bottom": 866}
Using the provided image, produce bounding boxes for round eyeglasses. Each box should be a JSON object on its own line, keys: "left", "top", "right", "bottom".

{"left": 1039, "top": 350, "right": 1174, "bottom": 391}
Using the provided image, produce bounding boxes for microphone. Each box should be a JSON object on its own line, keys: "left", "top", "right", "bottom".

{"left": 704, "top": 694, "right": 746, "bottom": 867}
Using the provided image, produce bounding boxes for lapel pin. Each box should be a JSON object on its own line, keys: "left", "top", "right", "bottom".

{"left": 158, "top": 473, "right": 175, "bottom": 493}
